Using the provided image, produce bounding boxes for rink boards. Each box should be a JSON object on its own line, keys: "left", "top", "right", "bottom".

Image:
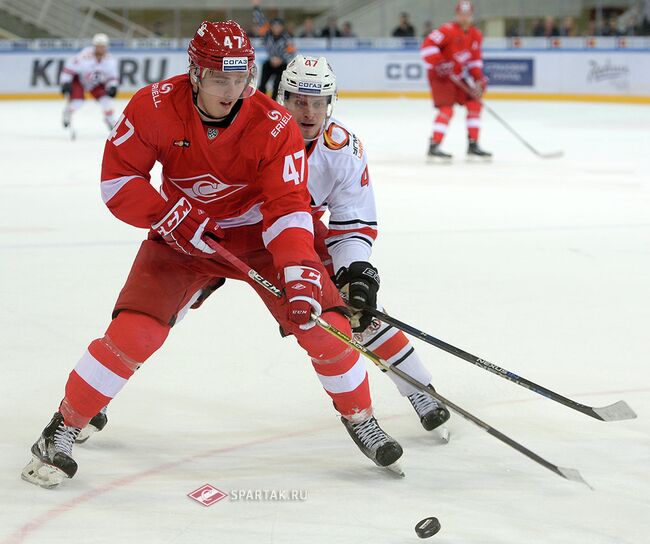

{"left": 0, "top": 46, "right": 649, "bottom": 103}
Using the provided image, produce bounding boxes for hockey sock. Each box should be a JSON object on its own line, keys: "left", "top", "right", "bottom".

{"left": 298, "top": 310, "right": 372, "bottom": 422}
{"left": 433, "top": 106, "right": 453, "bottom": 144}
{"left": 359, "top": 323, "right": 432, "bottom": 396}
{"left": 466, "top": 100, "right": 482, "bottom": 142}
{"left": 60, "top": 311, "right": 169, "bottom": 428}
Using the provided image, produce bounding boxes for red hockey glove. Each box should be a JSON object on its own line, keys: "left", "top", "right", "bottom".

{"left": 434, "top": 60, "right": 461, "bottom": 78}
{"left": 466, "top": 75, "right": 487, "bottom": 99}
{"left": 283, "top": 262, "right": 323, "bottom": 330}
{"left": 152, "top": 197, "right": 223, "bottom": 257}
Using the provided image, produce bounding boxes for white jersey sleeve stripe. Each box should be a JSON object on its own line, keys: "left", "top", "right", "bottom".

{"left": 262, "top": 211, "right": 314, "bottom": 247}
{"left": 101, "top": 175, "right": 140, "bottom": 204}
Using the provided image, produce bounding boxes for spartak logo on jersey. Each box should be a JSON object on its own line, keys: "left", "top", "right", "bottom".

{"left": 168, "top": 173, "right": 245, "bottom": 204}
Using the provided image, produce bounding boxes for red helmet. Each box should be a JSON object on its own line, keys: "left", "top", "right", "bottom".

{"left": 456, "top": 0, "right": 474, "bottom": 15}
{"left": 188, "top": 20, "right": 255, "bottom": 71}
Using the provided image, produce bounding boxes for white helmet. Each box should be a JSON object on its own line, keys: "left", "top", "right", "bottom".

{"left": 277, "top": 55, "right": 337, "bottom": 120}
{"left": 92, "top": 33, "right": 110, "bottom": 47}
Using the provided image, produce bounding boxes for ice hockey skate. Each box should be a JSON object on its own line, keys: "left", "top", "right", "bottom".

{"left": 21, "top": 412, "right": 81, "bottom": 489}
{"left": 467, "top": 140, "right": 492, "bottom": 161}
{"left": 427, "top": 141, "right": 453, "bottom": 162}
{"left": 341, "top": 415, "right": 404, "bottom": 476}
{"left": 76, "top": 406, "right": 108, "bottom": 444}
{"left": 408, "top": 390, "right": 451, "bottom": 442}
{"left": 62, "top": 109, "right": 76, "bottom": 141}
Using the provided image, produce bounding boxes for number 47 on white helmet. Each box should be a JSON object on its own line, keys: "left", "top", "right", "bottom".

{"left": 277, "top": 55, "right": 337, "bottom": 142}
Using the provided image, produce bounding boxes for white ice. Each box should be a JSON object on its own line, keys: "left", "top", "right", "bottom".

{"left": 0, "top": 96, "right": 649, "bottom": 544}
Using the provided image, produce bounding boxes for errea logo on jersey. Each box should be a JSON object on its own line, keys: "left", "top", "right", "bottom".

{"left": 297, "top": 81, "right": 322, "bottom": 94}
{"left": 223, "top": 57, "right": 248, "bottom": 71}
{"left": 168, "top": 173, "right": 245, "bottom": 204}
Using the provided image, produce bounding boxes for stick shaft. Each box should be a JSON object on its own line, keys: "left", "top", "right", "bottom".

{"left": 205, "top": 239, "right": 585, "bottom": 483}
{"left": 450, "top": 76, "right": 561, "bottom": 158}
{"left": 366, "top": 307, "right": 635, "bottom": 422}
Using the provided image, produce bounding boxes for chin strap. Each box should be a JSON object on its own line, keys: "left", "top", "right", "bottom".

{"left": 192, "top": 88, "right": 227, "bottom": 122}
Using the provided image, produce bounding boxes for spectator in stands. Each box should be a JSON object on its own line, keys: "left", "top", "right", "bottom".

{"left": 152, "top": 21, "right": 164, "bottom": 37}
{"left": 543, "top": 16, "right": 559, "bottom": 37}
{"left": 531, "top": 18, "right": 544, "bottom": 36}
{"left": 505, "top": 23, "right": 519, "bottom": 37}
{"left": 643, "top": 0, "right": 650, "bottom": 35}
{"left": 601, "top": 16, "right": 622, "bottom": 37}
{"left": 341, "top": 21, "right": 356, "bottom": 38}
{"left": 392, "top": 12, "right": 415, "bottom": 37}
{"left": 321, "top": 17, "right": 342, "bottom": 38}
{"left": 300, "top": 17, "right": 318, "bottom": 38}
{"left": 422, "top": 20, "right": 434, "bottom": 38}
{"left": 252, "top": 0, "right": 296, "bottom": 100}
{"left": 584, "top": 19, "right": 600, "bottom": 37}
{"left": 624, "top": 14, "right": 639, "bottom": 36}
{"left": 559, "top": 16, "right": 576, "bottom": 37}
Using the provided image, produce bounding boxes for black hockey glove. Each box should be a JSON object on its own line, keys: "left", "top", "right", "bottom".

{"left": 61, "top": 82, "right": 72, "bottom": 96}
{"left": 106, "top": 85, "right": 118, "bottom": 98}
{"left": 334, "top": 261, "right": 380, "bottom": 332}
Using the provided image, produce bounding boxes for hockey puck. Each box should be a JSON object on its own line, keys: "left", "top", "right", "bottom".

{"left": 415, "top": 517, "right": 441, "bottom": 538}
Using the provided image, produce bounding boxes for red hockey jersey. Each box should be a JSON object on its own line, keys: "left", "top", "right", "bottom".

{"left": 420, "top": 22, "right": 484, "bottom": 80}
{"left": 100, "top": 74, "right": 316, "bottom": 269}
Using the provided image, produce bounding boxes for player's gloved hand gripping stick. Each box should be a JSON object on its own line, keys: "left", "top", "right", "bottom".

{"left": 203, "top": 237, "right": 591, "bottom": 487}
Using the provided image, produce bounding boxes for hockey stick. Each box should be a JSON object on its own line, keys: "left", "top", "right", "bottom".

{"left": 364, "top": 307, "right": 636, "bottom": 423}
{"left": 450, "top": 76, "right": 564, "bottom": 159}
{"left": 204, "top": 239, "right": 589, "bottom": 486}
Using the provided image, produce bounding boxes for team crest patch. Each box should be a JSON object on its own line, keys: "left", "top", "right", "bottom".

{"left": 207, "top": 127, "right": 218, "bottom": 140}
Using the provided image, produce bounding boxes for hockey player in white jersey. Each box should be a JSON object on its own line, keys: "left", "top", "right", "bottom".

{"left": 276, "top": 55, "right": 451, "bottom": 444}
{"left": 60, "top": 33, "right": 119, "bottom": 137}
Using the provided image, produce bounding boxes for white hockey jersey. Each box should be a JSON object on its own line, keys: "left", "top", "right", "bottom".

{"left": 60, "top": 46, "right": 119, "bottom": 91}
{"left": 308, "top": 118, "right": 377, "bottom": 274}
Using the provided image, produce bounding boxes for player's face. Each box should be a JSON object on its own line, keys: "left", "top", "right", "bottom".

{"left": 456, "top": 12, "right": 473, "bottom": 29}
{"left": 194, "top": 70, "right": 251, "bottom": 118}
{"left": 94, "top": 45, "right": 107, "bottom": 58}
{"left": 284, "top": 93, "right": 330, "bottom": 141}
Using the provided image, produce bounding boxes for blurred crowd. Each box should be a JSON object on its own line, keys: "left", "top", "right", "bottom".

{"left": 145, "top": 1, "right": 650, "bottom": 40}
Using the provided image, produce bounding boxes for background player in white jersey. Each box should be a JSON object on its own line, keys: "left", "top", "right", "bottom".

{"left": 276, "top": 55, "right": 451, "bottom": 435}
{"left": 60, "top": 33, "right": 119, "bottom": 137}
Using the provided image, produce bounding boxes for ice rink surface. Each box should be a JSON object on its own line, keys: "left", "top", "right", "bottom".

{"left": 0, "top": 97, "right": 649, "bottom": 544}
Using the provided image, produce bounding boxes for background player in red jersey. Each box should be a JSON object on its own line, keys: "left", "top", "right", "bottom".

{"left": 21, "top": 20, "right": 402, "bottom": 489}
{"left": 420, "top": 0, "right": 492, "bottom": 161}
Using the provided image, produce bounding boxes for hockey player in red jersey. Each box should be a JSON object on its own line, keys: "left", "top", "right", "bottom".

{"left": 21, "top": 21, "right": 403, "bottom": 489}
{"left": 276, "top": 55, "right": 451, "bottom": 435}
{"left": 60, "top": 33, "right": 119, "bottom": 137}
{"left": 420, "top": 0, "right": 492, "bottom": 160}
